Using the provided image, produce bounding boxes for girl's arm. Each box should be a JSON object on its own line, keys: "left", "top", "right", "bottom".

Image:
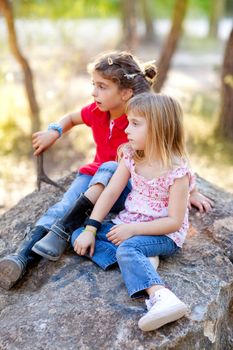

{"left": 32, "top": 110, "right": 84, "bottom": 156}
{"left": 73, "top": 159, "right": 130, "bottom": 256}
{"left": 107, "top": 175, "right": 189, "bottom": 245}
{"left": 90, "top": 159, "right": 130, "bottom": 222}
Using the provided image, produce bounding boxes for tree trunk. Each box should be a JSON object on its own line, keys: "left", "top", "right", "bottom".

{"left": 120, "top": 0, "right": 138, "bottom": 51}
{"left": 153, "top": 0, "right": 189, "bottom": 92}
{"left": 208, "top": 0, "right": 225, "bottom": 38}
{"left": 0, "top": 0, "right": 40, "bottom": 133}
{"left": 218, "top": 27, "right": 233, "bottom": 140}
{"left": 141, "top": 0, "right": 155, "bottom": 42}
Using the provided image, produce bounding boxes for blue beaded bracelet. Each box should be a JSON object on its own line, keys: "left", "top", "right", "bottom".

{"left": 48, "top": 123, "right": 63, "bottom": 138}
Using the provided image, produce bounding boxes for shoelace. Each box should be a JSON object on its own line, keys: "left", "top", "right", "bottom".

{"left": 145, "top": 293, "right": 162, "bottom": 311}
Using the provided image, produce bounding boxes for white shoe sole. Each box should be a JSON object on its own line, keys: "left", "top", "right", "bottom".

{"left": 138, "top": 303, "right": 188, "bottom": 331}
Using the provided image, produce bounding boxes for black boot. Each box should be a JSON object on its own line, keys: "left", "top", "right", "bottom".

{"left": 0, "top": 226, "right": 48, "bottom": 290}
{"left": 32, "top": 193, "right": 94, "bottom": 261}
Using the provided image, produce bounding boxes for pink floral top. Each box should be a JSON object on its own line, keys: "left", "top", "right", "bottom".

{"left": 112, "top": 145, "right": 195, "bottom": 247}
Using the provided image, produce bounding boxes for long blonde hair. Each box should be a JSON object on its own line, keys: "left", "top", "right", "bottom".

{"left": 126, "top": 92, "right": 188, "bottom": 169}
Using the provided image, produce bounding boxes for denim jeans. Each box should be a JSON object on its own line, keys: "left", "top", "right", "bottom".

{"left": 36, "top": 161, "right": 131, "bottom": 230}
{"left": 71, "top": 222, "right": 180, "bottom": 298}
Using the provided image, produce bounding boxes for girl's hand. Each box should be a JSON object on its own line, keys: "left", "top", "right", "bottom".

{"left": 107, "top": 224, "right": 134, "bottom": 246}
{"left": 189, "top": 190, "right": 213, "bottom": 213}
{"left": 73, "top": 231, "right": 96, "bottom": 257}
{"left": 32, "top": 130, "right": 60, "bottom": 156}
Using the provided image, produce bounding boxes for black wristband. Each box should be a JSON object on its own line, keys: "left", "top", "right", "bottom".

{"left": 84, "top": 218, "right": 102, "bottom": 230}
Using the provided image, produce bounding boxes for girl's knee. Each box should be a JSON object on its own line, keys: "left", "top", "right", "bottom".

{"left": 89, "top": 161, "right": 118, "bottom": 188}
{"left": 98, "top": 161, "right": 118, "bottom": 173}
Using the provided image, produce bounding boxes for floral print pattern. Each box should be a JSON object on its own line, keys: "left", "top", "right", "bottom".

{"left": 112, "top": 145, "right": 195, "bottom": 247}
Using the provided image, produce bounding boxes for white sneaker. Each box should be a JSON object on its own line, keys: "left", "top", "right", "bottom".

{"left": 138, "top": 288, "right": 188, "bottom": 331}
{"left": 148, "top": 256, "right": 159, "bottom": 270}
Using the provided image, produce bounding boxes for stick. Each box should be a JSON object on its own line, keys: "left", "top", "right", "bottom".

{"left": 37, "top": 153, "right": 65, "bottom": 192}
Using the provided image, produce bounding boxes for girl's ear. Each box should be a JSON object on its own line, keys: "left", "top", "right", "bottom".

{"left": 121, "top": 88, "right": 133, "bottom": 101}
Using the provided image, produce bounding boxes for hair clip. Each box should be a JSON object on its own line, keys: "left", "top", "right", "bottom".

{"left": 124, "top": 73, "right": 138, "bottom": 80}
{"left": 108, "top": 57, "right": 113, "bottom": 65}
{"left": 146, "top": 60, "right": 156, "bottom": 65}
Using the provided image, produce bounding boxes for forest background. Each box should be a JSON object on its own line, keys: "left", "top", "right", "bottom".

{"left": 0, "top": 0, "right": 232, "bottom": 215}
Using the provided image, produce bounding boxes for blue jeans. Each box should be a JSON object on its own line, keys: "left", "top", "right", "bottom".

{"left": 71, "top": 222, "right": 180, "bottom": 298}
{"left": 36, "top": 161, "right": 131, "bottom": 230}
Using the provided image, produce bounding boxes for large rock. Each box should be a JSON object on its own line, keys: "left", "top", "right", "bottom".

{"left": 0, "top": 173, "right": 233, "bottom": 350}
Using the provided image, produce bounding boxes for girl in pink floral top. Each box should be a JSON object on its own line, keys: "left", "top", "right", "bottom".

{"left": 112, "top": 144, "right": 195, "bottom": 248}
{"left": 72, "top": 93, "right": 194, "bottom": 332}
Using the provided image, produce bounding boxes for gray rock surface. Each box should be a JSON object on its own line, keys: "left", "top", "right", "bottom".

{"left": 0, "top": 173, "right": 233, "bottom": 350}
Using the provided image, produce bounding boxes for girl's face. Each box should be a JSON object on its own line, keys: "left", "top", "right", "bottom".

{"left": 91, "top": 71, "right": 132, "bottom": 118}
{"left": 125, "top": 113, "right": 148, "bottom": 151}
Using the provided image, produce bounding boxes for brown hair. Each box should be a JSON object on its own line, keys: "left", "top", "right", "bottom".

{"left": 88, "top": 51, "right": 157, "bottom": 95}
{"left": 126, "top": 92, "right": 188, "bottom": 169}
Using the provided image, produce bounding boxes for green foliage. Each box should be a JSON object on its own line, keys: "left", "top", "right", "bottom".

{"left": 14, "top": 0, "right": 121, "bottom": 19}
{"left": 184, "top": 109, "right": 233, "bottom": 192}
{"left": 189, "top": 0, "right": 211, "bottom": 16}
{"left": 13, "top": 0, "right": 224, "bottom": 19}
{"left": 0, "top": 117, "right": 31, "bottom": 157}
